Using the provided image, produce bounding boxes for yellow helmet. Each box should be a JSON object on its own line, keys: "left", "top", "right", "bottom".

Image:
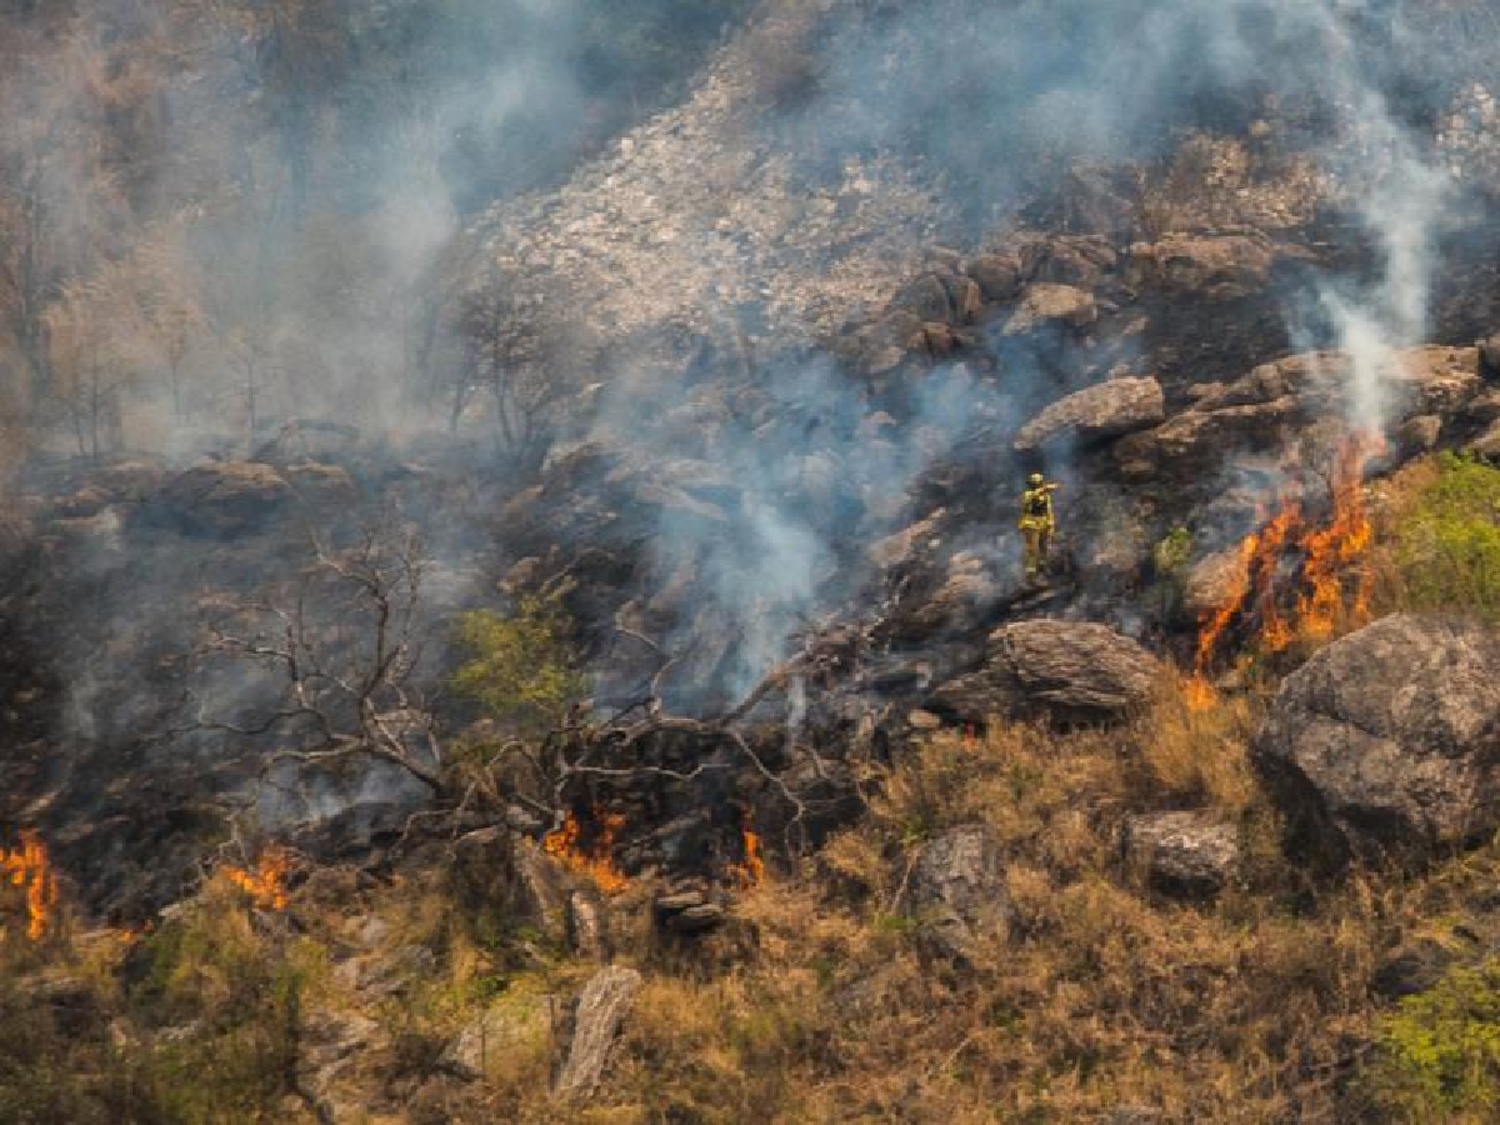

{"left": 1028, "top": 472, "right": 1044, "bottom": 486}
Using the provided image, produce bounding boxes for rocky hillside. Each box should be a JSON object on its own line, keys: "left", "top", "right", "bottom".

{"left": 5, "top": 1, "right": 1500, "bottom": 1122}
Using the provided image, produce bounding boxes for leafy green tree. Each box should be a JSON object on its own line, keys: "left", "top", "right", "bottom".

{"left": 450, "top": 597, "right": 586, "bottom": 734}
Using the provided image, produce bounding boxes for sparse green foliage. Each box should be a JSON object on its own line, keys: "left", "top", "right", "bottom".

{"left": 1381, "top": 452, "right": 1500, "bottom": 621}
{"left": 1361, "top": 958, "right": 1500, "bottom": 1121}
{"left": 451, "top": 598, "right": 586, "bottom": 733}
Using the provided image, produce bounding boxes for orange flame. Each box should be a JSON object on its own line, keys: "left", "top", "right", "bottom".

{"left": 222, "top": 848, "right": 292, "bottom": 911}
{"left": 543, "top": 810, "right": 630, "bottom": 894}
{"left": 1, "top": 830, "right": 58, "bottom": 941}
{"left": 731, "top": 822, "right": 766, "bottom": 890}
{"left": 962, "top": 724, "right": 980, "bottom": 753}
{"left": 1295, "top": 436, "right": 1376, "bottom": 640}
{"left": 1189, "top": 433, "right": 1379, "bottom": 706}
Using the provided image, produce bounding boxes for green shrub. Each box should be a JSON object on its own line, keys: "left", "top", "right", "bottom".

{"left": 450, "top": 597, "right": 586, "bottom": 734}
{"left": 1386, "top": 452, "right": 1500, "bottom": 620}
{"left": 1360, "top": 958, "right": 1500, "bottom": 1121}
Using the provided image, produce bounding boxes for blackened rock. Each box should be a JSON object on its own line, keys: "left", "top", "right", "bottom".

{"left": 1252, "top": 614, "right": 1500, "bottom": 868}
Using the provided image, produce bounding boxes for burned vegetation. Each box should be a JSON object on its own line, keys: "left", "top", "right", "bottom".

{"left": 6, "top": 1, "right": 1500, "bottom": 1122}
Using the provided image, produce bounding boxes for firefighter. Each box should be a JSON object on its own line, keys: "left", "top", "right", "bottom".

{"left": 1018, "top": 472, "right": 1060, "bottom": 582}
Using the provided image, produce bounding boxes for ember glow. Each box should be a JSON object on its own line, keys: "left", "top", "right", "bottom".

{"left": 2, "top": 830, "right": 58, "bottom": 941}
{"left": 223, "top": 848, "right": 293, "bottom": 911}
{"left": 543, "top": 810, "right": 631, "bottom": 894}
{"left": 1190, "top": 434, "right": 1380, "bottom": 706}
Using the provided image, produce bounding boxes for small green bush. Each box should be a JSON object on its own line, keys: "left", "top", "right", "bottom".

{"left": 450, "top": 597, "right": 586, "bottom": 734}
{"left": 1387, "top": 452, "right": 1500, "bottom": 621}
{"left": 1360, "top": 958, "right": 1500, "bottom": 1121}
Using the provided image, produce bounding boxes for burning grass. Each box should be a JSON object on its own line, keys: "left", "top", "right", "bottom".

{"left": 220, "top": 847, "right": 294, "bottom": 911}
{"left": 1, "top": 829, "right": 58, "bottom": 942}
{"left": 543, "top": 809, "right": 631, "bottom": 894}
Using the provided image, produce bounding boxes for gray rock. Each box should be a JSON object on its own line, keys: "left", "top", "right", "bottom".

{"left": 930, "top": 619, "right": 1162, "bottom": 724}
{"left": 1182, "top": 545, "right": 1248, "bottom": 618}
{"left": 1253, "top": 614, "right": 1500, "bottom": 866}
{"left": 907, "top": 823, "right": 1011, "bottom": 966}
{"left": 1015, "top": 377, "right": 1166, "bottom": 452}
{"left": 554, "top": 965, "right": 642, "bottom": 1098}
{"left": 1393, "top": 414, "right": 1442, "bottom": 457}
{"left": 996, "top": 619, "right": 1161, "bottom": 716}
{"left": 1122, "top": 811, "right": 1240, "bottom": 899}
{"left": 1003, "top": 283, "right": 1097, "bottom": 335}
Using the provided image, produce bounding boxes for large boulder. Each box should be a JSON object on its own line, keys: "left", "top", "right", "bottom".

{"left": 930, "top": 620, "right": 1161, "bottom": 723}
{"left": 1253, "top": 614, "right": 1500, "bottom": 867}
{"left": 1015, "top": 376, "right": 1165, "bottom": 452}
{"left": 907, "top": 823, "right": 1011, "bottom": 966}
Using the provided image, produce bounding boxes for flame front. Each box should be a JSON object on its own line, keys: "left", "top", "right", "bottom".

{"left": 543, "top": 810, "right": 630, "bottom": 894}
{"left": 223, "top": 848, "right": 292, "bottom": 910}
{"left": 1, "top": 830, "right": 57, "bottom": 941}
{"left": 1189, "top": 433, "right": 1379, "bottom": 705}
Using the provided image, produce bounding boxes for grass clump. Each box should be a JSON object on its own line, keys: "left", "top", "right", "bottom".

{"left": 1373, "top": 451, "right": 1500, "bottom": 621}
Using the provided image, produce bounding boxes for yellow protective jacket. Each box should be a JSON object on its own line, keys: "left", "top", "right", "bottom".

{"left": 1018, "top": 486, "right": 1055, "bottom": 531}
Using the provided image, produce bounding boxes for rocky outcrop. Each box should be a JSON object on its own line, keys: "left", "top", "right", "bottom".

{"left": 1113, "top": 346, "right": 1481, "bottom": 483}
{"left": 1253, "top": 614, "right": 1500, "bottom": 867}
{"left": 930, "top": 619, "right": 1161, "bottom": 723}
{"left": 1122, "top": 812, "right": 1240, "bottom": 899}
{"left": 1129, "top": 232, "right": 1278, "bottom": 302}
{"left": 907, "top": 823, "right": 1011, "bottom": 966}
{"left": 1015, "top": 376, "right": 1165, "bottom": 452}
{"left": 152, "top": 461, "right": 294, "bottom": 537}
{"left": 554, "top": 965, "right": 643, "bottom": 1099}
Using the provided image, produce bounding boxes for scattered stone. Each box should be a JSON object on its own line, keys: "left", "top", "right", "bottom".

{"left": 907, "top": 823, "right": 1011, "bottom": 966}
{"left": 1253, "top": 614, "right": 1500, "bottom": 867}
{"left": 1015, "top": 376, "right": 1165, "bottom": 452}
{"left": 553, "top": 965, "right": 643, "bottom": 1099}
{"left": 1122, "top": 811, "right": 1240, "bottom": 899}
{"left": 995, "top": 619, "right": 1161, "bottom": 717}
